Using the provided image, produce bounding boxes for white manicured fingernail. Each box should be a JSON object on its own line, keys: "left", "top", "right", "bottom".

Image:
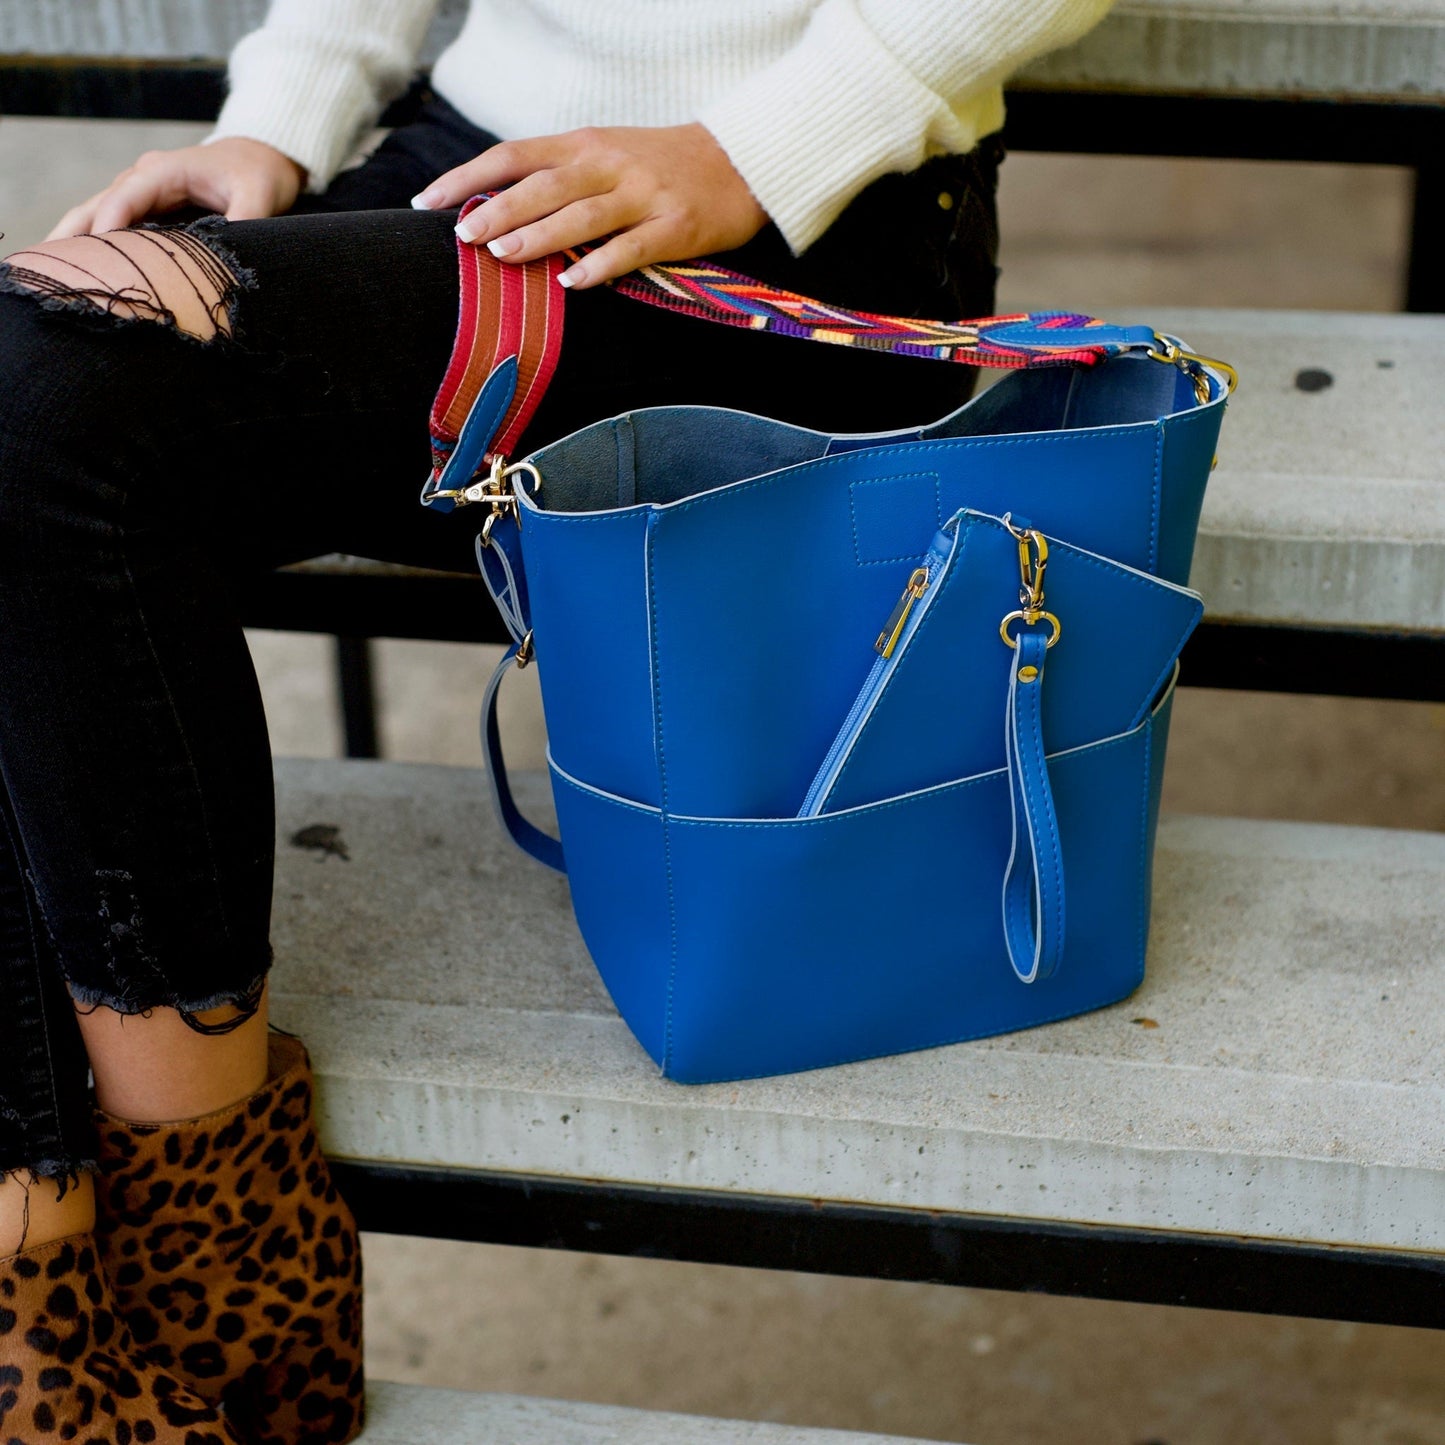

{"left": 411, "top": 188, "right": 440, "bottom": 209}
{"left": 487, "top": 235, "right": 519, "bottom": 258}
{"left": 557, "top": 265, "right": 583, "bottom": 289}
{"left": 454, "top": 218, "right": 482, "bottom": 243}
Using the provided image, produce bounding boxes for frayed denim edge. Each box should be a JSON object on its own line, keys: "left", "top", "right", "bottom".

{"left": 0, "top": 211, "right": 260, "bottom": 349}
{"left": 148, "top": 212, "right": 260, "bottom": 347}
{"left": 66, "top": 960, "right": 270, "bottom": 1037}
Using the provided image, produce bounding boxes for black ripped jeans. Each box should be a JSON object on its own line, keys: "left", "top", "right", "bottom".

{"left": 0, "top": 90, "right": 1002, "bottom": 1180}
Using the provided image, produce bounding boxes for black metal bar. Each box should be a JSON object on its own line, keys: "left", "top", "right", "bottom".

{"left": 4, "top": 60, "right": 1445, "bottom": 167}
{"left": 1180, "top": 621, "right": 1445, "bottom": 702}
{"left": 334, "top": 636, "right": 380, "bottom": 760}
{"left": 240, "top": 567, "right": 512, "bottom": 647}
{"left": 1002, "top": 88, "right": 1445, "bottom": 167}
{"left": 0, "top": 58, "right": 229, "bottom": 123}
{"left": 329, "top": 1161, "right": 1445, "bottom": 1331}
{"left": 1406, "top": 163, "right": 1445, "bottom": 313}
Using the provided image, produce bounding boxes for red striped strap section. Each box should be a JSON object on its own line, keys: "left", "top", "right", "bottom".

{"left": 427, "top": 195, "right": 565, "bottom": 487}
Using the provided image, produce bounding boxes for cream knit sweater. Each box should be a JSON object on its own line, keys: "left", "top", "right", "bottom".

{"left": 206, "top": 0, "right": 1112, "bottom": 254}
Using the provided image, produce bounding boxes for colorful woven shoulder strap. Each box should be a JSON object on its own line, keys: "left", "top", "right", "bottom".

{"left": 607, "top": 257, "right": 1155, "bottom": 368}
{"left": 426, "top": 194, "right": 1207, "bottom": 503}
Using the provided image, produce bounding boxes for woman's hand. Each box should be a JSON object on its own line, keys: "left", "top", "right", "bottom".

{"left": 46, "top": 138, "right": 308, "bottom": 240}
{"left": 412, "top": 122, "right": 768, "bottom": 289}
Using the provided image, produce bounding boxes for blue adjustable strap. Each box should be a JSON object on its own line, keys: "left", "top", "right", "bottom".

{"left": 477, "top": 510, "right": 564, "bottom": 873}
{"left": 474, "top": 520, "right": 531, "bottom": 645}
{"left": 480, "top": 643, "right": 566, "bottom": 874}
{"left": 1001, "top": 628, "right": 1065, "bottom": 983}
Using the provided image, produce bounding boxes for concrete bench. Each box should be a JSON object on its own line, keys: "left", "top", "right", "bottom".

{"left": 363, "top": 1381, "right": 960, "bottom": 1443}
{"left": 269, "top": 756, "right": 1445, "bottom": 1330}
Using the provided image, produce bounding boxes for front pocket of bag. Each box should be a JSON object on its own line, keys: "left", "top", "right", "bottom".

{"left": 550, "top": 703, "right": 1163, "bottom": 1085}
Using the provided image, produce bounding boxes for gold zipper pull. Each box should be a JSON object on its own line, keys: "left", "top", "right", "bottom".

{"left": 875, "top": 567, "right": 930, "bottom": 657}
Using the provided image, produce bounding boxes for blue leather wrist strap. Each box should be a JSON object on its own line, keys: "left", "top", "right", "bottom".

{"left": 1001, "top": 628, "right": 1065, "bottom": 983}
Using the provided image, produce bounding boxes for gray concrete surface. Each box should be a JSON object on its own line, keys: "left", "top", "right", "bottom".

{"left": 4, "top": 113, "right": 1444, "bottom": 1445}
{"left": 268, "top": 757, "right": 1445, "bottom": 1251}
{"left": 10, "top": 0, "right": 1444, "bottom": 98}
{"left": 361, "top": 1380, "right": 961, "bottom": 1443}
{"left": 1143, "top": 309, "right": 1445, "bottom": 630}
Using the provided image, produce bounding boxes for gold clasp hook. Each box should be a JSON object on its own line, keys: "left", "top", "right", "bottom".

{"left": 474, "top": 457, "right": 543, "bottom": 547}
{"left": 1000, "top": 513, "right": 1062, "bottom": 650}
{"left": 1146, "top": 336, "right": 1239, "bottom": 406}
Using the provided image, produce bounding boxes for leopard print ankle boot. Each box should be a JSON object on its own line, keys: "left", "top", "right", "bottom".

{"left": 0, "top": 1231, "right": 244, "bottom": 1444}
{"left": 92, "top": 1033, "right": 364, "bottom": 1445}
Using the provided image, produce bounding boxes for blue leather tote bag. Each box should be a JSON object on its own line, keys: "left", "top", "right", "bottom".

{"left": 423, "top": 242, "right": 1234, "bottom": 1082}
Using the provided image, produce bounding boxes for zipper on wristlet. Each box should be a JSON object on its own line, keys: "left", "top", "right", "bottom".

{"left": 798, "top": 553, "right": 944, "bottom": 817}
{"left": 875, "top": 567, "right": 931, "bottom": 658}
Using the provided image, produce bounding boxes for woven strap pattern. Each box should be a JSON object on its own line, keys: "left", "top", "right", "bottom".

{"left": 428, "top": 195, "right": 1150, "bottom": 492}
{"left": 612, "top": 256, "right": 1123, "bottom": 369}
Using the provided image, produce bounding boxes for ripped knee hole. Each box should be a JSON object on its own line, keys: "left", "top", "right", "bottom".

{"left": 0, "top": 221, "right": 251, "bottom": 343}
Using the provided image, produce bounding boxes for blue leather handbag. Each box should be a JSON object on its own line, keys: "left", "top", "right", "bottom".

{"left": 424, "top": 236, "right": 1234, "bottom": 1082}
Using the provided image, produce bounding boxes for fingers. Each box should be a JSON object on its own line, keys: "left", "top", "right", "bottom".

{"left": 412, "top": 133, "right": 577, "bottom": 212}
{"left": 46, "top": 195, "right": 105, "bottom": 242}
{"left": 90, "top": 170, "right": 180, "bottom": 235}
{"left": 456, "top": 163, "right": 611, "bottom": 247}
{"left": 414, "top": 123, "right": 767, "bottom": 290}
{"left": 558, "top": 220, "right": 671, "bottom": 289}
{"left": 40, "top": 140, "right": 300, "bottom": 241}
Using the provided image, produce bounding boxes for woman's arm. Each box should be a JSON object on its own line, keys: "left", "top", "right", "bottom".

{"left": 418, "top": 0, "right": 1112, "bottom": 286}
{"left": 696, "top": 0, "right": 1116, "bottom": 254}
{"left": 204, "top": 0, "right": 444, "bottom": 194}
{"left": 46, "top": 0, "right": 440, "bottom": 236}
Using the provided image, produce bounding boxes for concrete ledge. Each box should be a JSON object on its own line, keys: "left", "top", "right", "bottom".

{"left": 8, "top": 0, "right": 1443, "bottom": 99}
{"left": 360, "top": 1381, "right": 957, "bottom": 1443}
{"left": 1120, "top": 309, "right": 1444, "bottom": 633}
{"left": 269, "top": 758, "right": 1445, "bottom": 1257}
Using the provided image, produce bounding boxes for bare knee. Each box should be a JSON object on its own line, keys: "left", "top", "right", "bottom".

{"left": 0, "top": 224, "right": 245, "bottom": 342}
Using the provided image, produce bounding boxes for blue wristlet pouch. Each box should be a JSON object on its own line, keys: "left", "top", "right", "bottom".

{"left": 802, "top": 510, "right": 1204, "bottom": 815}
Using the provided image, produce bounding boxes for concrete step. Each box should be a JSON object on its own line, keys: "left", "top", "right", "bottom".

{"left": 276, "top": 310, "right": 1445, "bottom": 639}
{"left": 361, "top": 1380, "right": 956, "bottom": 1443}
{"left": 269, "top": 757, "right": 1445, "bottom": 1257}
{"left": 1130, "top": 308, "right": 1445, "bottom": 634}
{"left": 16, "top": 0, "right": 1443, "bottom": 101}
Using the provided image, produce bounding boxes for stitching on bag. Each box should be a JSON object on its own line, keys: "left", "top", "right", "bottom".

{"left": 685, "top": 729, "right": 1139, "bottom": 830}
{"left": 519, "top": 506, "right": 649, "bottom": 528}
{"left": 848, "top": 472, "right": 942, "bottom": 566}
{"left": 549, "top": 723, "right": 1142, "bottom": 826}
{"left": 1135, "top": 712, "right": 1154, "bottom": 967}
{"left": 531, "top": 427, "right": 1150, "bottom": 531}
{"left": 1150, "top": 424, "right": 1164, "bottom": 574}
{"left": 656, "top": 429, "right": 1148, "bottom": 523}
{"left": 646, "top": 520, "right": 682, "bottom": 1076}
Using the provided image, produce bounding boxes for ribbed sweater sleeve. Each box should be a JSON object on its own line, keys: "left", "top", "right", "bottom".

{"left": 697, "top": 0, "right": 1114, "bottom": 254}
{"left": 204, "top": 0, "right": 442, "bottom": 191}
